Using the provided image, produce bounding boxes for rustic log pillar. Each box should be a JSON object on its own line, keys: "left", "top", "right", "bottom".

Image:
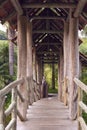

{"left": 52, "top": 63, "right": 55, "bottom": 89}
{"left": 8, "top": 26, "right": 15, "bottom": 76}
{"left": 26, "top": 20, "right": 34, "bottom": 105}
{"left": 33, "top": 47, "right": 37, "bottom": 81}
{"left": 58, "top": 48, "right": 64, "bottom": 101}
{"left": 63, "top": 21, "right": 69, "bottom": 105}
{"left": 17, "top": 15, "right": 28, "bottom": 120}
{"left": 68, "top": 15, "right": 79, "bottom": 120}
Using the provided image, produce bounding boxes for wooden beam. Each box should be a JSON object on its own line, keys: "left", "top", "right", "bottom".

{"left": 1, "top": 11, "right": 16, "bottom": 24}
{"left": 22, "top": 3, "right": 76, "bottom": 8}
{"left": 74, "top": 0, "right": 87, "bottom": 17}
{"left": 37, "top": 51, "right": 59, "bottom": 55}
{"left": 33, "top": 30, "right": 63, "bottom": 34}
{"left": 31, "top": 16, "right": 66, "bottom": 21}
{"left": 0, "top": 0, "right": 8, "bottom": 8}
{"left": 36, "top": 42, "right": 61, "bottom": 46}
{"left": 11, "top": 0, "right": 23, "bottom": 15}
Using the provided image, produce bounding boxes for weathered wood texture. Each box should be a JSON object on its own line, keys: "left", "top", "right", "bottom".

{"left": 68, "top": 15, "right": 79, "bottom": 120}
{"left": 17, "top": 96, "right": 77, "bottom": 130}
{"left": 0, "top": 78, "right": 24, "bottom": 130}
{"left": 58, "top": 48, "right": 64, "bottom": 101}
{"left": 26, "top": 20, "right": 34, "bottom": 105}
{"left": 63, "top": 21, "right": 69, "bottom": 105}
{"left": 17, "top": 15, "right": 28, "bottom": 119}
{"left": 74, "top": 78, "right": 87, "bottom": 130}
{"left": 8, "top": 26, "right": 15, "bottom": 76}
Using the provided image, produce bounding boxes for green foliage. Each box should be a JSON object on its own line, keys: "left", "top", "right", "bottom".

{"left": 44, "top": 64, "right": 58, "bottom": 92}
{"left": 0, "top": 40, "right": 17, "bottom": 125}
{"left": 48, "top": 88, "right": 58, "bottom": 93}
{"left": 0, "top": 30, "right": 7, "bottom": 40}
{"left": 79, "top": 38, "right": 87, "bottom": 56}
{"left": 0, "top": 40, "right": 17, "bottom": 89}
{"left": 81, "top": 25, "right": 87, "bottom": 37}
{"left": 80, "top": 67, "right": 87, "bottom": 124}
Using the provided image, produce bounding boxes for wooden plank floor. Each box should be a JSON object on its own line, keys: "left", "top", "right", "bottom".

{"left": 17, "top": 96, "right": 77, "bottom": 130}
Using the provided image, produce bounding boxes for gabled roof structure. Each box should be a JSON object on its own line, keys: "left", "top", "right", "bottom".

{"left": 0, "top": 0, "right": 87, "bottom": 64}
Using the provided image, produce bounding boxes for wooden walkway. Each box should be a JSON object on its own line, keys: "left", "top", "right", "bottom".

{"left": 17, "top": 96, "right": 77, "bottom": 130}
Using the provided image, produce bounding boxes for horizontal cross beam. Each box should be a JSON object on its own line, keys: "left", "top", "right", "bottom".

{"left": 35, "top": 42, "right": 61, "bottom": 46}
{"left": 37, "top": 51, "right": 59, "bottom": 55}
{"left": 31, "top": 16, "right": 66, "bottom": 21}
{"left": 22, "top": 3, "right": 76, "bottom": 8}
{"left": 33, "top": 30, "right": 63, "bottom": 34}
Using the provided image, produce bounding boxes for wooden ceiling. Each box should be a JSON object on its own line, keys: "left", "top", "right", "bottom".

{"left": 0, "top": 0, "right": 87, "bottom": 64}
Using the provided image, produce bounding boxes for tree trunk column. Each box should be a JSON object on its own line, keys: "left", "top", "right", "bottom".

{"left": 33, "top": 47, "right": 37, "bottom": 81}
{"left": 17, "top": 15, "right": 28, "bottom": 120}
{"left": 58, "top": 48, "right": 64, "bottom": 101}
{"left": 27, "top": 20, "right": 34, "bottom": 105}
{"left": 52, "top": 63, "right": 55, "bottom": 89}
{"left": 68, "top": 16, "right": 79, "bottom": 120}
{"left": 63, "top": 21, "right": 69, "bottom": 105}
{"left": 8, "top": 26, "right": 15, "bottom": 76}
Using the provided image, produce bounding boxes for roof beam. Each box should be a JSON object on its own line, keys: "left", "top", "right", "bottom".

{"left": 33, "top": 30, "right": 63, "bottom": 34}
{"left": 11, "top": 0, "right": 23, "bottom": 15}
{"left": 22, "top": 3, "right": 76, "bottom": 9}
{"left": 74, "top": 0, "right": 87, "bottom": 17}
{"left": 31, "top": 16, "right": 65, "bottom": 21}
{"left": 0, "top": 0, "right": 8, "bottom": 8}
{"left": 1, "top": 10, "right": 16, "bottom": 24}
{"left": 37, "top": 51, "right": 59, "bottom": 55}
{"left": 36, "top": 42, "right": 61, "bottom": 46}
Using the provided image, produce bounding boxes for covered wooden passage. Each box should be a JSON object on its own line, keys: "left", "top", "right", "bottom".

{"left": 0, "top": 0, "right": 87, "bottom": 130}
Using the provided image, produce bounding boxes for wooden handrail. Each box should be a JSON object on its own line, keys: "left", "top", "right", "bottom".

{"left": 74, "top": 77, "right": 87, "bottom": 130}
{"left": 0, "top": 78, "right": 24, "bottom": 97}
{"left": 0, "top": 76, "right": 41, "bottom": 130}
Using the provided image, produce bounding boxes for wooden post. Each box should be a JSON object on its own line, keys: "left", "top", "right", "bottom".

{"left": 58, "top": 48, "right": 64, "bottom": 101}
{"left": 8, "top": 26, "right": 15, "bottom": 76}
{"left": 33, "top": 47, "right": 37, "bottom": 81}
{"left": 78, "top": 87, "right": 82, "bottom": 130}
{"left": 26, "top": 20, "right": 34, "bottom": 105}
{"left": 52, "top": 63, "right": 55, "bottom": 89}
{"left": 63, "top": 21, "right": 69, "bottom": 105}
{"left": 17, "top": 15, "right": 28, "bottom": 120}
{"left": 11, "top": 88, "right": 17, "bottom": 130}
{"left": 0, "top": 97, "right": 5, "bottom": 130}
{"left": 68, "top": 14, "right": 79, "bottom": 120}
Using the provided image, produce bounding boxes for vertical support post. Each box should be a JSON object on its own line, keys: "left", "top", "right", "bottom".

{"left": 68, "top": 14, "right": 79, "bottom": 120}
{"left": 0, "top": 97, "right": 5, "bottom": 130}
{"left": 8, "top": 26, "right": 15, "bottom": 76}
{"left": 58, "top": 48, "right": 64, "bottom": 101}
{"left": 52, "top": 63, "right": 55, "bottom": 89}
{"left": 33, "top": 47, "right": 37, "bottom": 81}
{"left": 63, "top": 21, "right": 69, "bottom": 105}
{"left": 12, "top": 88, "right": 17, "bottom": 130}
{"left": 78, "top": 87, "right": 82, "bottom": 130}
{"left": 17, "top": 15, "right": 28, "bottom": 120}
{"left": 26, "top": 19, "right": 34, "bottom": 105}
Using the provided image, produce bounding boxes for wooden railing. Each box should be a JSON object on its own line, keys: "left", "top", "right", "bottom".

{"left": 74, "top": 78, "right": 87, "bottom": 130}
{"left": 0, "top": 77, "right": 41, "bottom": 130}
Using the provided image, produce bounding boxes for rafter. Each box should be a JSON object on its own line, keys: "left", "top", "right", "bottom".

{"left": 31, "top": 16, "right": 65, "bottom": 21}
{"left": 33, "top": 30, "right": 63, "bottom": 34}
{"left": 11, "top": 0, "right": 23, "bottom": 15}
{"left": 22, "top": 3, "right": 76, "bottom": 9}
{"left": 74, "top": 0, "right": 87, "bottom": 17}
{"left": 1, "top": 10, "right": 16, "bottom": 24}
{"left": 0, "top": 0, "right": 8, "bottom": 8}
